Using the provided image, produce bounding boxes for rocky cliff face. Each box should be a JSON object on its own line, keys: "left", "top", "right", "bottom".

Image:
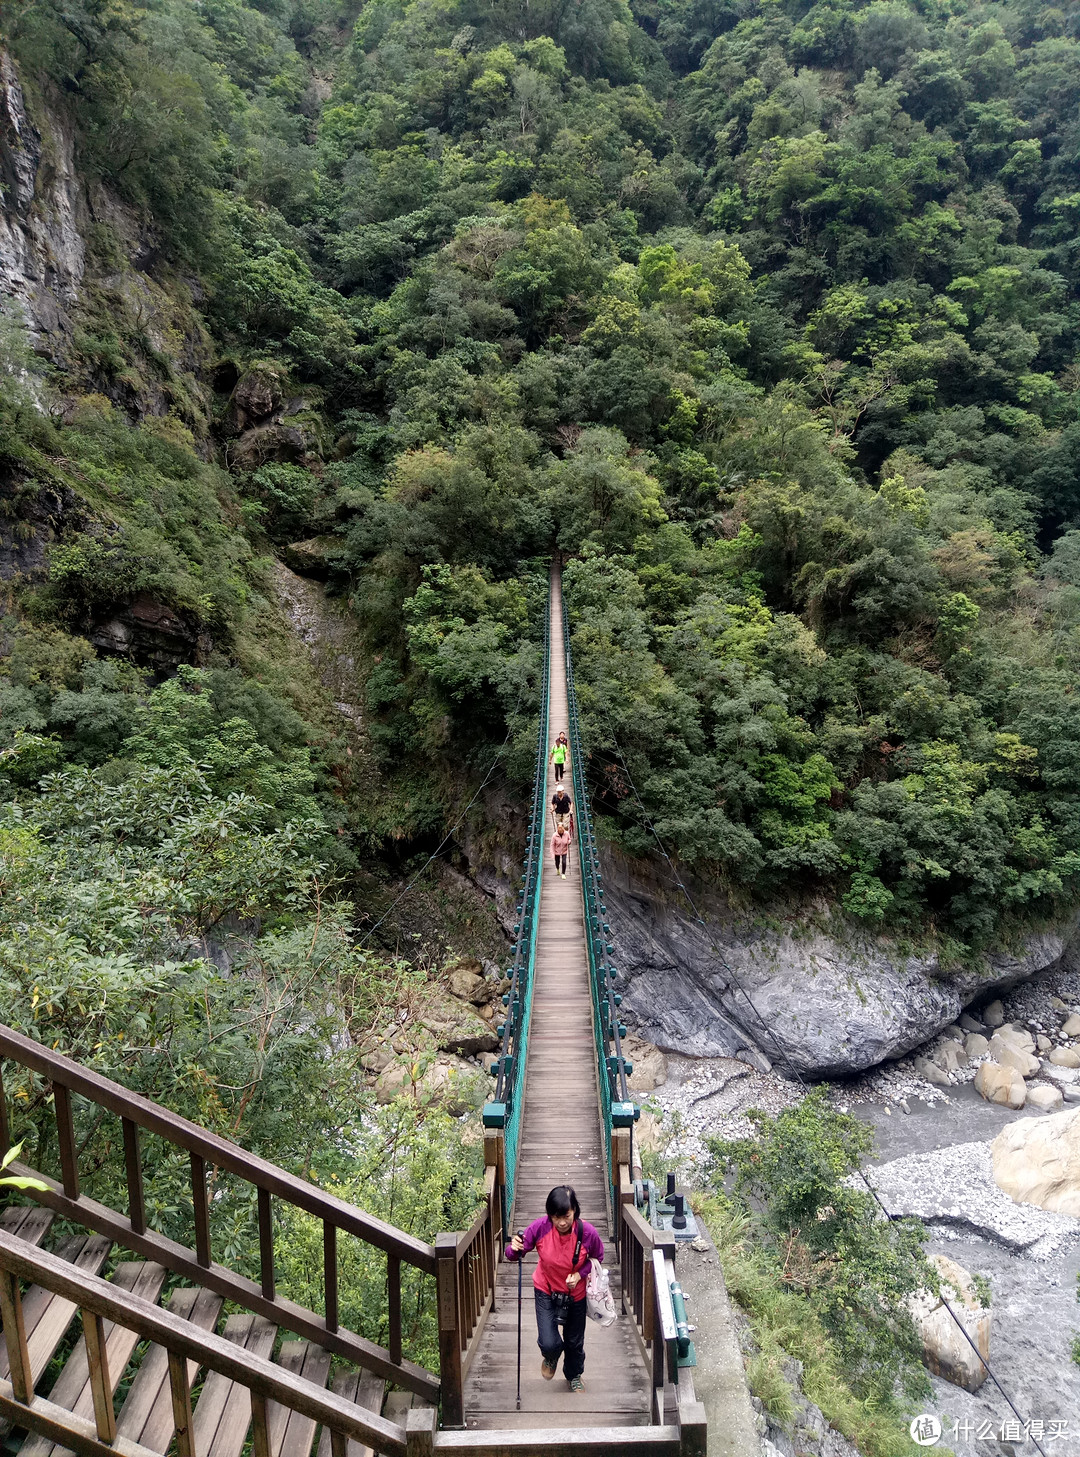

{"left": 0, "top": 48, "right": 85, "bottom": 355}
{"left": 0, "top": 48, "right": 212, "bottom": 428}
{"left": 601, "top": 846, "right": 1080, "bottom": 1078}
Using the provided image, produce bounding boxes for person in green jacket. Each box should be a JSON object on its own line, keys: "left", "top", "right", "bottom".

{"left": 550, "top": 731, "right": 569, "bottom": 782}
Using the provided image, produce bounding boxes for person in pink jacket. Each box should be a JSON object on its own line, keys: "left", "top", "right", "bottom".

{"left": 506, "top": 1184, "right": 604, "bottom": 1391}
{"left": 551, "top": 824, "right": 571, "bottom": 878}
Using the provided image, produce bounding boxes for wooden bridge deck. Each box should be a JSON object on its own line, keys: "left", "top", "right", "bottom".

{"left": 462, "top": 570, "right": 652, "bottom": 1430}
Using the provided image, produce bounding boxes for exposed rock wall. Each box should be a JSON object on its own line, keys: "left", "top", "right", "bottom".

{"left": 0, "top": 48, "right": 213, "bottom": 428}
{"left": 601, "top": 846, "right": 1080, "bottom": 1078}
{"left": 0, "top": 48, "right": 86, "bottom": 353}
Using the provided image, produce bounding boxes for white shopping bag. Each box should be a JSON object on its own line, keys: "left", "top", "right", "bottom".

{"left": 586, "top": 1260, "right": 617, "bottom": 1326}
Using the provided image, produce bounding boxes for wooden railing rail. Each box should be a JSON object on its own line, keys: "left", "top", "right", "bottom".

{"left": 0, "top": 1023, "right": 439, "bottom": 1401}
{"left": 612, "top": 1160, "right": 706, "bottom": 1457}
{"left": 0, "top": 1231, "right": 411, "bottom": 1457}
{"left": 436, "top": 1160, "right": 501, "bottom": 1428}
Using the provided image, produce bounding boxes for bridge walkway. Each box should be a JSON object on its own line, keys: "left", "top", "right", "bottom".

{"left": 462, "top": 567, "right": 652, "bottom": 1430}
{"left": 0, "top": 558, "right": 703, "bottom": 1457}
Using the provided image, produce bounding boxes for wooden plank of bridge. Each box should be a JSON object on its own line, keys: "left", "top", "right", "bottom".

{"left": 266, "top": 1340, "right": 333, "bottom": 1457}
{"left": 315, "top": 1370, "right": 385, "bottom": 1457}
{"left": 463, "top": 569, "right": 652, "bottom": 1431}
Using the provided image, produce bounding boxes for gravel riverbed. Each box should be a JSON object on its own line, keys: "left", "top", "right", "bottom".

{"left": 643, "top": 962, "right": 1080, "bottom": 1455}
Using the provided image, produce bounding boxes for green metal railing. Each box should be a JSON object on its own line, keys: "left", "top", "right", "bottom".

{"left": 561, "top": 582, "right": 638, "bottom": 1220}
{"left": 483, "top": 598, "right": 550, "bottom": 1230}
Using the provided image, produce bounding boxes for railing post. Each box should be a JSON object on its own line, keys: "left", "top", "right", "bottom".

{"left": 388, "top": 1253, "right": 402, "bottom": 1365}
{"left": 258, "top": 1186, "right": 275, "bottom": 1302}
{"left": 611, "top": 1127, "right": 630, "bottom": 1235}
{"left": 190, "top": 1153, "right": 211, "bottom": 1267}
{"left": 53, "top": 1082, "right": 80, "bottom": 1199}
{"left": 435, "top": 1231, "right": 464, "bottom": 1428}
{"left": 677, "top": 1396, "right": 708, "bottom": 1457}
{"left": 406, "top": 1406, "right": 437, "bottom": 1457}
{"left": 167, "top": 1349, "right": 196, "bottom": 1457}
{"left": 250, "top": 1391, "right": 271, "bottom": 1457}
{"left": 484, "top": 1129, "right": 505, "bottom": 1248}
{"left": 82, "top": 1307, "right": 116, "bottom": 1442}
{"left": 0, "top": 1268, "right": 32, "bottom": 1404}
{"left": 123, "top": 1118, "right": 146, "bottom": 1235}
{"left": 323, "top": 1221, "right": 338, "bottom": 1333}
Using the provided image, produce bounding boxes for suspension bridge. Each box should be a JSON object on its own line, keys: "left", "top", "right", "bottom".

{"left": 0, "top": 563, "right": 709, "bottom": 1457}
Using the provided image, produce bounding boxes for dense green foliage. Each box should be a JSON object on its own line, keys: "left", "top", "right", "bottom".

{"left": 0, "top": 746, "right": 483, "bottom": 1362}
{"left": 6, "top": 0, "right": 1080, "bottom": 943}
{"left": 704, "top": 1093, "right": 933, "bottom": 1453}
{"left": 7, "top": 0, "right": 1079, "bottom": 1408}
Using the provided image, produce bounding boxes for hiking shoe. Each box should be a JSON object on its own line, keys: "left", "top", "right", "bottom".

{"left": 568, "top": 1376, "right": 585, "bottom": 1392}
{"left": 541, "top": 1359, "right": 557, "bottom": 1381}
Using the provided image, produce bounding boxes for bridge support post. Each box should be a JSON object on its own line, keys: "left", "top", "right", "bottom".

{"left": 406, "top": 1406, "right": 437, "bottom": 1457}
{"left": 435, "top": 1232, "right": 464, "bottom": 1429}
{"left": 676, "top": 1395, "right": 708, "bottom": 1457}
{"left": 611, "top": 1128, "right": 631, "bottom": 1235}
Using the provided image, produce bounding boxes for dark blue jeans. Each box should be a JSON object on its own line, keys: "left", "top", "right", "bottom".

{"left": 535, "top": 1290, "right": 587, "bottom": 1380}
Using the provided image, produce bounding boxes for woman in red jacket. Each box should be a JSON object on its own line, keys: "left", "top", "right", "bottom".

{"left": 506, "top": 1184, "right": 604, "bottom": 1391}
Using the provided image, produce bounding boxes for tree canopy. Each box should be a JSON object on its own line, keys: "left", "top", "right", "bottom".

{"left": 4, "top": 0, "right": 1080, "bottom": 952}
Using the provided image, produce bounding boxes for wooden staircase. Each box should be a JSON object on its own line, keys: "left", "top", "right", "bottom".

{"left": 0, "top": 1206, "right": 386, "bottom": 1457}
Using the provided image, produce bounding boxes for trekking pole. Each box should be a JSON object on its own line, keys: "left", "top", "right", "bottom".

{"left": 515, "top": 1231, "right": 524, "bottom": 1410}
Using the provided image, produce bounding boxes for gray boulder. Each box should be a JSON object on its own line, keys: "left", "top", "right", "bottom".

{"left": 602, "top": 847, "right": 1079, "bottom": 1078}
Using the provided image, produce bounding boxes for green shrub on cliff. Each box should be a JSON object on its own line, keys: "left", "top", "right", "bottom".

{"left": 703, "top": 1091, "right": 934, "bottom": 1455}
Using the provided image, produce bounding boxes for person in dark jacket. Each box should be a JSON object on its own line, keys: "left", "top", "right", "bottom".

{"left": 506, "top": 1184, "right": 604, "bottom": 1391}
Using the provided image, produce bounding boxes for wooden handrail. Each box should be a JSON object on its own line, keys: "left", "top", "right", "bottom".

{"left": 0, "top": 1022, "right": 442, "bottom": 1401}
{"left": 0, "top": 1232, "right": 409, "bottom": 1457}
{"left": 433, "top": 1429, "right": 681, "bottom": 1455}
{"left": 7, "top": 1159, "right": 439, "bottom": 1398}
{"left": 0, "top": 1024, "right": 435, "bottom": 1270}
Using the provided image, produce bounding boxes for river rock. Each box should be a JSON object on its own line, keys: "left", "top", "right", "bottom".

{"left": 915, "top": 1056, "right": 950, "bottom": 1085}
{"left": 1037, "top": 1034, "right": 1052, "bottom": 1052}
{"left": 987, "top": 1034, "right": 1039, "bottom": 1078}
{"left": 420, "top": 993, "right": 500, "bottom": 1057}
{"left": 974, "top": 1062, "right": 1026, "bottom": 1109}
{"left": 603, "top": 846, "right": 1079, "bottom": 1077}
{"left": 375, "top": 1054, "right": 489, "bottom": 1115}
{"left": 991, "top": 1108, "right": 1080, "bottom": 1214}
{"left": 965, "top": 1033, "right": 989, "bottom": 1058}
{"left": 1050, "top": 1047, "right": 1080, "bottom": 1068}
{"left": 1027, "top": 1085, "right": 1065, "bottom": 1113}
{"left": 982, "top": 1000, "right": 1005, "bottom": 1028}
{"left": 1046, "top": 1063, "right": 1079, "bottom": 1084}
{"left": 937, "top": 1041, "right": 968, "bottom": 1072}
{"left": 994, "top": 1025, "right": 1036, "bottom": 1053}
{"left": 447, "top": 958, "right": 487, "bottom": 1003}
{"left": 1062, "top": 1014, "right": 1080, "bottom": 1037}
{"left": 908, "top": 1254, "right": 991, "bottom": 1393}
{"left": 941, "top": 1025, "right": 964, "bottom": 1042}
{"left": 959, "top": 1013, "right": 985, "bottom": 1033}
{"left": 623, "top": 1033, "right": 667, "bottom": 1092}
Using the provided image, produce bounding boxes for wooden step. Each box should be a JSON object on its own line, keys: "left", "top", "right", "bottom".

{"left": 315, "top": 1371, "right": 385, "bottom": 1457}
{"left": 0, "top": 1227, "right": 113, "bottom": 1443}
{"left": 191, "top": 1312, "right": 278, "bottom": 1457}
{"left": 266, "top": 1342, "right": 332, "bottom": 1457}
{"left": 0, "top": 1206, "right": 54, "bottom": 1248}
{"left": 115, "top": 1285, "right": 224, "bottom": 1452}
{"left": 21, "top": 1261, "right": 168, "bottom": 1457}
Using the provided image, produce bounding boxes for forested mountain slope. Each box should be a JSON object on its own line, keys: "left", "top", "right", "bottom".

{"left": 3, "top": 0, "right": 1080, "bottom": 969}
{"left": 5, "top": 9, "right": 1080, "bottom": 1446}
